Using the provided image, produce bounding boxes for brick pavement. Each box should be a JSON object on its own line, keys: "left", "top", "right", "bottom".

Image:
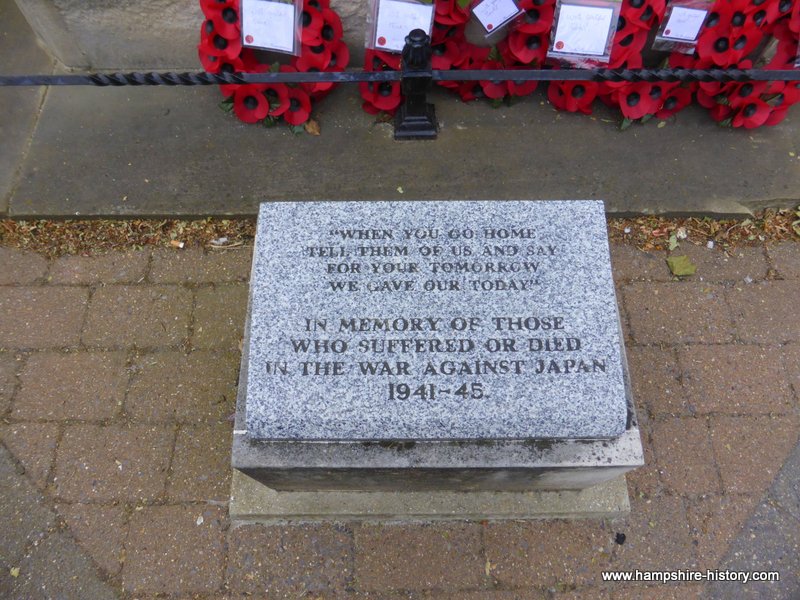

{"left": 0, "top": 240, "right": 798, "bottom": 599}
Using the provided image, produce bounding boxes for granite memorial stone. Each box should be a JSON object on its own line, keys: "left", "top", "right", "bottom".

{"left": 233, "top": 200, "right": 643, "bottom": 494}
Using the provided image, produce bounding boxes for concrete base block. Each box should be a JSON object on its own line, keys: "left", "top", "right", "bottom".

{"left": 229, "top": 470, "right": 631, "bottom": 523}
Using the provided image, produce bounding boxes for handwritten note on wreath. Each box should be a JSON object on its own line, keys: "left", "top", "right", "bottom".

{"left": 552, "top": 3, "right": 614, "bottom": 56}
{"left": 242, "top": 0, "right": 296, "bottom": 53}
{"left": 375, "top": 0, "right": 435, "bottom": 52}
{"left": 661, "top": 6, "right": 707, "bottom": 41}
{"left": 473, "top": 0, "right": 521, "bottom": 33}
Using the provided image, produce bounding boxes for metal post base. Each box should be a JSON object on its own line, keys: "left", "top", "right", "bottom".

{"left": 394, "top": 103, "right": 437, "bottom": 140}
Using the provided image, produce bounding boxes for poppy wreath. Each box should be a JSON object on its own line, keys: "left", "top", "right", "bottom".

{"left": 199, "top": 0, "right": 350, "bottom": 127}
{"left": 360, "top": 0, "right": 799, "bottom": 128}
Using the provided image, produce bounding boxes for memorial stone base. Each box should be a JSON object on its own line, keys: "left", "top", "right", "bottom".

{"left": 231, "top": 200, "right": 644, "bottom": 520}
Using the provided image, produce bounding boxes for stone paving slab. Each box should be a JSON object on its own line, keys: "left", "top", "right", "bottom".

{"left": 5, "top": 82, "right": 800, "bottom": 218}
{"left": 0, "top": 241, "right": 799, "bottom": 599}
{"left": 0, "top": 0, "right": 53, "bottom": 215}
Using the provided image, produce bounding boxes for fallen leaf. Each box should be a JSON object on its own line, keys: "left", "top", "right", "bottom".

{"left": 667, "top": 255, "right": 697, "bottom": 277}
{"left": 657, "top": 121, "right": 666, "bottom": 128}
{"left": 304, "top": 119, "right": 321, "bottom": 136}
{"left": 668, "top": 233, "right": 679, "bottom": 251}
{"left": 10, "top": 567, "right": 20, "bottom": 578}
{"left": 397, "top": 186, "right": 404, "bottom": 194}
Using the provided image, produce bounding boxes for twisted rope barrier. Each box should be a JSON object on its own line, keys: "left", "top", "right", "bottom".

{"left": 1, "top": 68, "right": 799, "bottom": 87}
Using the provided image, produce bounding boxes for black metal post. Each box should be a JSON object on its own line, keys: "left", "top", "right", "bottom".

{"left": 394, "top": 29, "right": 438, "bottom": 140}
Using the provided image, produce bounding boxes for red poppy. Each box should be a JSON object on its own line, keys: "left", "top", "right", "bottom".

{"left": 301, "top": 6, "right": 324, "bottom": 46}
{"left": 233, "top": 85, "right": 270, "bottom": 123}
{"left": 299, "top": 42, "right": 333, "bottom": 70}
{"left": 219, "top": 56, "right": 267, "bottom": 97}
{"left": 199, "top": 47, "right": 222, "bottom": 72}
{"left": 283, "top": 87, "right": 313, "bottom": 125}
{"left": 199, "top": 28, "right": 243, "bottom": 60}
{"left": 327, "top": 40, "right": 350, "bottom": 71}
{"left": 516, "top": 0, "right": 556, "bottom": 34}
{"left": 320, "top": 9, "right": 344, "bottom": 44}
{"left": 204, "top": 3, "right": 240, "bottom": 40}
{"left": 621, "top": 0, "right": 666, "bottom": 30}
{"left": 731, "top": 99, "right": 771, "bottom": 128}
{"left": 457, "top": 81, "right": 487, "bottom": 102}
{"left": 431, "top": 40, "right": 459, "bottom": 69}
{"left": 479, "top": 61, "right": 509, "bottom": 99}
{"left": 727, "top": 81, "right": 769, "bottom": 109}
{"left": 294, "top": 54, "right": 335, "bottom": 95}
{"left": 695, "top": 6, "right": 763, "bottom": 66}
{"left": 547, "top": 81, "right": 598, "bottom": 114}
{"left": 765, "top": 83, "right": 800, "bottom": 126}
{"left": 709, "top": 103, "right": 733, "bottom": 122}
{"left": 435, "top": 0, "right": 470, "bottom": 26}
{"left": 507, "top": 30, "right": 548, "bottom": 64}
{"left": 617, "top": 82, "right": 661, "bottom": 119}
{"left": 507, "top": 71, "right": 539, "bottom": 96}
{"left": 610, "top": 28, "right": 649, "bottom": 67}
{"left": 259, "top": 84, "right": 291, "bottom": 117}
{"left": 655, "top": 85, "right": 694, "bottom": 118}
{"left": 200, "top": 0, "right": 236, "bottom": 12}
{"left": 359, "top": 80, "right": 403, "bottom": 112}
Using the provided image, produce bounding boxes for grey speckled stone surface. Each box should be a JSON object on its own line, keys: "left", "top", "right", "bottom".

{"left": 246, "top": 200, "right": 627, "bottom": 441}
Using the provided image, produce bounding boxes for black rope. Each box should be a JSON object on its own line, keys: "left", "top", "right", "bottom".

{"left": 1, "top": 68, "right": 799, "bottom": 87}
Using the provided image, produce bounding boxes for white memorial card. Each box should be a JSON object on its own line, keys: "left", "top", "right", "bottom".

{"left": 661, "top": 6, "right": 707, "bottom": 41}
{"left": 374, "top": 0, "right": 435, "bottom": 52}
{"left": 242, "top": 0, "right": 297, "bottom": 54}
{"left": 473, "top": 0, "right": 521, "bottom": 33}
{"left": 552, "top": 3, "right": 614, "bottom": 56}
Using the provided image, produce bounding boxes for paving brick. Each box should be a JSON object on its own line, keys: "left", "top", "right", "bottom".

{"left": 9, "top": 532, "right": 117, "bottom": 600}
{"left": 226, "top": 523, "right": 352, "bottom": 596}
{"left": 49, "top": 249, "right": 150, "bottom": 284}
{"left": 670, "top": 244, "right": 768, "bottom": 282}
{"left": 0, "top": 446, "right": 55, "bottom": 565}
{"left": 82, "top": 285, "right": 192, "bottom": 348}
{"left": 82, "top": 284, "right": 191, "bottom": 348}
{"left": 13, "top": 351, "right": 127, "bottom": 420}
{"left": 612, "top": 496, "right": 695, "bottom": 571}
{"left": 0, "top": 352, "right": 19, "bottom": 414}
{"left": 549, "top": 589, "right": 611, "bottom": 600}
{"left": 484, "top": 520, "right": 613, "bottom": 589}
{"left": 727, "top": 281, "right": 800, "bottom": 343}
{"left": 651, "top": 417, "right": 721, "bottom": 495}
{"left": 425, "top": 591, "right": 547, "bottom": 600}
{"left": 609, "top": 245, "right": 671, "bottom": 282}
{"left": 56, "top": 503, "right": 127, "bottom": 576}
{"left": 767, "top": 241, "right": 800, "bottom": 279}
{"left": 627, "top": 346, "right": 686, "bottom": 416}
{"left": 783, "top": 344, "right": 800, "bottom": 401}
{"left": 625, "top": 421, "right": 662, "bottom": 499}
{"left": 686, "top": 494, "right": 759, "bottom": 570}
{"left": 168, "top": 423, "right": 232, "bottom": 502}
{"left": 710, "top": 415, "right": 800, "bottom": 495}
{"left": 612, "top": 585, "right": 705, "bottom": 599}
{"left": 149, "top": 247, "right": 251, "bottom": 284}
{"left": 192, "top": 284, "right": 248, "bottom": 350}
{"left": 54, "top": 423, "right": 172, "bottom": 502}
{"left": 354, "top": 522, "right": 484, "bottom": 592}
{"left": 623, "top": 283, "right": 734, "bottom": 345}
{"left": 0, "top": 287, "right": 87, "bottom": 349}
{"left": 679, "top": 345, "right": 794, "bottom": 414}
{"left": 124, "top": 505, "right": 226, "bottom": 594}
{"left": 0, "top": 422, "right": 59, "bottom": 490}
{"left": 126, "top": 351, "right": 238, "bottom": 422}
{"left": 0, "top": 247, "right": 48, "bottom": 285}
